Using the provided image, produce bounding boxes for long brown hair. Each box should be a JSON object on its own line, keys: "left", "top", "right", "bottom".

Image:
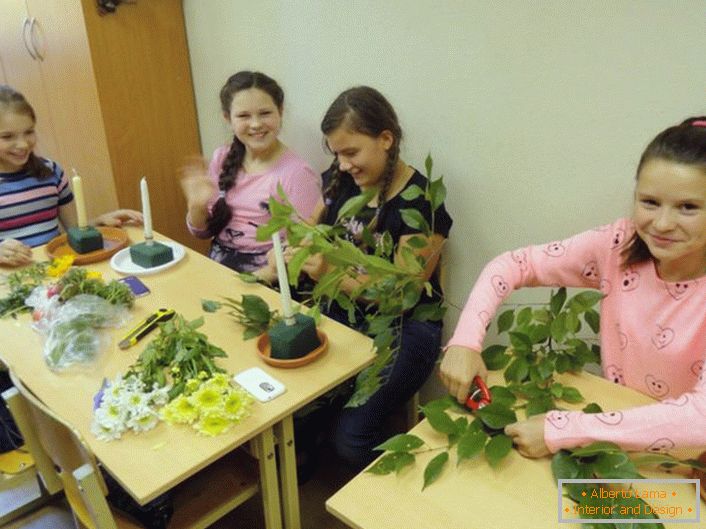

{"left": 320, "top": 86, "right": 402, "bottom": 231}
{"left": 0, "top": 85, "right": 51, "bottom": 178}
{"left": 621, "top": 117, "right": 706, "bottom": 267}
{"left": 206, "top": 72, "right": 284, "bottom": 236}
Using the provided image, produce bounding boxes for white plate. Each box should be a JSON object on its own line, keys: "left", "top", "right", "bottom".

{"left": 110, "top": 241, "right": 186, "bottom": 275}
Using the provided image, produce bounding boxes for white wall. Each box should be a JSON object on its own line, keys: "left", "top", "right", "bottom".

{"left": 182, "top": 0, "right": 705, "bottom": 370}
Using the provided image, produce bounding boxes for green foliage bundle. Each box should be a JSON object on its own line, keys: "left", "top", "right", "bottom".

{"left": 256, "top": 155, "right": 447, "bottom": 406}
{"left": 0, "top": 261, "right": 48, "bottom": 317}
{"left": 57, "top": 268, "right": 134, "bottom": 307}
{"left": 202, "top": 294, "right": 281, "bottom": 340}
{"left": 126, "top": 315, "right": 227, "bottom": 399}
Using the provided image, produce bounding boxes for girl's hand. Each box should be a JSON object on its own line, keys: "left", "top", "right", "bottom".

{"left": 0, "top": 239, "right": 33, "bottom": 267}
{"left": 504, "top": 414, "right": 550, "bottom": 458}
{"left": 439, "top": 345, "right": 488, "bottom": 404}
{"left": 253, "top": 248, "right": 278, "bottom": 285}
{"left": 180, "top": 158, "right": 215, "bottom": 210}
{"left": 94, "top": 209, "right": 143, "bottom": 227}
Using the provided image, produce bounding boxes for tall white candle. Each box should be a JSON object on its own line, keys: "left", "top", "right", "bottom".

{"left": 71, "top": 172, "right": 88, "bottom": 228}
{"left": 271, "top": 233, "right": 294, "bottom": 323}
{"left": 140, "top": 177, "right": 153, "bottom": 240}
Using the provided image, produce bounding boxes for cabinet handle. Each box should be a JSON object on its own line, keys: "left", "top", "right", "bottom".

{"left": 29, "top": 17, "right": 44, "bottom": 61}
{"left": 22, "top": 17, "right": 38, "bottom": 60}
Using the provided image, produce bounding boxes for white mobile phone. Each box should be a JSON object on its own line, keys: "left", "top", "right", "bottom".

{"left": 233, "top": 367, "right": 286, "bottom": 402}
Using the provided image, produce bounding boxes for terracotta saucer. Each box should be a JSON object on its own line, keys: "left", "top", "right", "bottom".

{"left": 46, "top": 227, "right": 129, "bottom": 265}
{"left": 256, "top": 329, "right": 328, "bottom": 368}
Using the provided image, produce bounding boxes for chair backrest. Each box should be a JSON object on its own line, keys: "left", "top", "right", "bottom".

{"left": 9, "top": 372, "right": 109, "bottom": 529}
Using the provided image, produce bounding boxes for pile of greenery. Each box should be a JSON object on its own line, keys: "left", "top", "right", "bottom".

{"left": 0, "top": 261, "right": 49, "bottom": 318}
{"left": 57, "top": 268, "right": 134, "bottom": 307}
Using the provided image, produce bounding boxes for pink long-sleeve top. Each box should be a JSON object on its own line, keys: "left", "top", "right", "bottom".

{"left": 187, "top": 146, "right": 321, "bottom": 252}
{"left": 447, "top": 218, "right": 706, "bottom": 454}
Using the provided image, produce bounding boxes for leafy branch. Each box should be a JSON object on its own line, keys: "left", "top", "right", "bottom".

{"left": 255, "top": 154, "right": 447, "bottom": 406}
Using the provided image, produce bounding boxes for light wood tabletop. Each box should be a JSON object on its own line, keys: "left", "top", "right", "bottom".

{"left": 0, "top": 227, "right": 375, "bottom": 529}
{"left": 327, "top": 370, "right": 705, "bottom": 529}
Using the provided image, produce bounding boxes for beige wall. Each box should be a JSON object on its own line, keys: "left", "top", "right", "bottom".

{"left": 183, "top": 0, "right": 705, "bottom": 376}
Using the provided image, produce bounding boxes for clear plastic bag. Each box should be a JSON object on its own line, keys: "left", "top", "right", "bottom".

{"left": 27, "top": 291, "right": 130, "bottom": 370}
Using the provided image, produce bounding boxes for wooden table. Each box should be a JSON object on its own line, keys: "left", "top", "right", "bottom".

{"left": 0, "top": 228, "right": 375, "bottom": 529}
{"left": 327, "top": 371, "right": 704, "bottom": 529}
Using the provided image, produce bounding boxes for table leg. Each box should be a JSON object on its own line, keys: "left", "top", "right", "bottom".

{"left": 275, "top": 416, "right": 300, "bottom": 529}
{"left": 253, "top": 427, "right": 283, "bottom": 529}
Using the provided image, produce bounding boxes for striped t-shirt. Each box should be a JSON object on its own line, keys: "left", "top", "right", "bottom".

{"left": 0, "top": 159, "right": 74, "bottom": 247}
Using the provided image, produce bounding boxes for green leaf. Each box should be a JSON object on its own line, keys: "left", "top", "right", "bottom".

{"left": 526, "top": 396, "right": 554, "bottom": 417}
{"left": 508, "top": 332, "right": 532, "bottom": 354}
{"left": 550, "top": 383, "right": 564, "bottom": 398}
{"left": 457, "top": 430, "right": 488, "bottom": 464}
{"left": 582, "top": 402, "right": 603, "bottom": 413}
{"left": 497, "top": 309, "right": 514, "bottom": 333}
{"left": 476, "top": 402, "right": 517, "bottom": 429}
{"left": 400, "top": 209, "right": 431, "bottom": 234}
{"left": 336, "top": 188, "right": 376, "bottom": 221}
{"left": 570, "top": 441, "right": 622, "bottom": 457}
{"left": 411, "top": 302, "right": 446, "bottom": 322}
{"left": 286, "top": 247, "right": 311, "bottom": 286}
{"left": 237, "top": 272, "right": 260, "bottom": 284}
{"left": 593, "top": 452, "right": 642, "bottom": 478}
{"left": 488, "top": 385, "right": 516, "bottom": 407}
{"left": 405, "top": 235, "right": 428, "bottom": 249}
{"left": 422, "top": 396, "right": 457, "bottom": 413}
{"left": 485, "top": 434, "right": 513, "bottom": 467}
{"left": 375, "top": 434, "right": 425, "bottom": 452}
{"left": 533, "top": 308, "right": 551, "bottom": 323}
{"left": 561, "top": 386, "right": 584, "bottom": 404}
{"left": 201, "top": 299, "right": 221, "bottom": 313}
{"left": 584, "top": 309, "right": 600, "bottom": 334}
{"left": 551, "top": 450, "right": 581, "bottom": 479}
{"left": 516, "top": 306, "right": 532, "bottom": 327}
{"left": 504, "top": 357, "right": 529, "bottom": 383}
{"left": 400, "top": 184, "right": 425, "bottom": 201}
{"left": 424, "top": 153, "right": 433, "bottom": 177}
{"left": 367, "top": 452, "right": 415, "bottom": 475}
{"left": 429, "top": 177, "right": 446, "bottom": 211}
{"left": 422, "top": 407, "right": 458, "bottom": 435}
{"left": 481, "top": 344, "right": 511, "bottom": 370}
{"left": 422, "top": 452, "right": 449, "bottom": 490}
{"left": 550, "top": 287, "right": 567, "bottom": 315}
{"left": 570, "top": 290, "right": 604, "bottom": 310}
{"left": 402, "top": 282, "right": 422, "bottom": 311}
{"left": 550, "top": 312, "right": 568, "bottom": 342}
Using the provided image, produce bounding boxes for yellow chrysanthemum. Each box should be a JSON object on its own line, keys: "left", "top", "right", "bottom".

{"left": 191, "top": 385, "right": 222, "bottom": 410}
{"left": 46, "top": 255, "right": 74, "bottom": 277}
{"left": 161, "top": 395, "right": 198, "bottom": 424}
{"left": 195, "top": 411, "right": 231, "bottom": 437}
{"left": 222, "top": 390, "right": 252, "bottom": 421}
{"left": 203, "top": 373, "right": 229, "bottom": 392}
{"left": 197, "top": 370, "right": 208, "bottom": 380}
{"left": 184, "top": 378, "right": 200, "bottom": 394}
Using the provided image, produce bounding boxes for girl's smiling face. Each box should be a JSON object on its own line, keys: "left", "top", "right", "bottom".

{"left": 325, "top": 127, "right": 393, "bottom": 190}
{"left": 0, "top": 110, "right": 36, "bottom": 173}
{"left": 226, "top": 88, "right": 282, "bottom": 157}
{"left": 633, "top": 158, "right": 706, "bottom": 281}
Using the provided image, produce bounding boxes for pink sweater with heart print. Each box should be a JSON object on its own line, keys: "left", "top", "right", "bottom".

{"left": 447, "top": 218, "right": 706, "bottom": 454}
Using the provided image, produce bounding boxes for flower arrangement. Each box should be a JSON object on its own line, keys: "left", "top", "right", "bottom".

{"left": 92, "top": 315, "right": 254, "bottom": 441}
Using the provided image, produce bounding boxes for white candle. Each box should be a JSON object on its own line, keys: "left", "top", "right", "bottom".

{"left": 140, "top": 177, "right": 153, "bottom": 240}
{"left": 71, "top": 172, "right": 88, "bottom": 228}
{"left": 271, "top": 233, "right": 294, "bottom": 323}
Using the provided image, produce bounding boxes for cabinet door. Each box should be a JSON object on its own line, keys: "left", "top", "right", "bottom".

{"left": 24, "top": 0, "right": 118, "bottom": 219}
{"left": 0, "top": 0, "right": 61, "bottom": 162}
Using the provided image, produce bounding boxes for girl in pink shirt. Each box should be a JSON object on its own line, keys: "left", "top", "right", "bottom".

{"left": 441, "top": 117, "right": 706, "bottom": 457}
{"left": 181, "top": 71, "right": 321, "bottom": 278}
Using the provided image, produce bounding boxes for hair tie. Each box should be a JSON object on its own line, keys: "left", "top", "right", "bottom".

{"left": 692, "top": 120, "right": 706, "bottom": 127}
{"left": 218, "top": 190, "right": 226, "bottom": 199}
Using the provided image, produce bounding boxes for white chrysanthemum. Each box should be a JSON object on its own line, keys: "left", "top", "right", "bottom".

{"left": 126, "top": 409, "right": 160, "bottom": 432}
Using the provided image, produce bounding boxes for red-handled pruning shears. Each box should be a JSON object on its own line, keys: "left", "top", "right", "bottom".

{"left": 465, "top": 376, "right": 492, "bottom": 411}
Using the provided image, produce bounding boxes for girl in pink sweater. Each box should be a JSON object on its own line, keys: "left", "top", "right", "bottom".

{"left": 181, "top": 72, "right": 321, "bottom": 279}
{"left": 441, "top": 117, "right": 706, "bottom": 457}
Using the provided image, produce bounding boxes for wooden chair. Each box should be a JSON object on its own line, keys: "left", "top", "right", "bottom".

{"left": 5, "top": 372, "right": 261, "bottom": 529}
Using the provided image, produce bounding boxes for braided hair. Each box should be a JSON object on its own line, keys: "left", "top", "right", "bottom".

{"left": 320, "top": 86, "right": 402, "bottom": 231}
{"left": 206, "top": 72, "right": 284, "bottom": 236}
{"left": 0, "top": 85, "right": 51, "bottom": 178}
{"left": 621, "top": 116, "right": 706, "bottom": 267}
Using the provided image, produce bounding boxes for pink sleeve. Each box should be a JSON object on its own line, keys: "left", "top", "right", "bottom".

{"left": 185, "top": 146, "right": 227, "bottom": 238}
{"left": 279, "top": 163, "right": 322, "bottom": 221}
{"left": 446, "top": 223, "right": 615, "bottom": 351}
{"left": 545, "top": 381, "right": 706, "bottom": 453}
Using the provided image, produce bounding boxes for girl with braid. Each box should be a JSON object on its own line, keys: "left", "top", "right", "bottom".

{"left": 289, "top": 86, "right": 453, "bottom": 467}
{"left": 181, "top": 71, "right": 320, "bottom": 279}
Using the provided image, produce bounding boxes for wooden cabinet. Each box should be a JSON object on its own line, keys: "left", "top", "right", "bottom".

{"left": 0, "top": 0, "right": 208, "bottom": 252}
